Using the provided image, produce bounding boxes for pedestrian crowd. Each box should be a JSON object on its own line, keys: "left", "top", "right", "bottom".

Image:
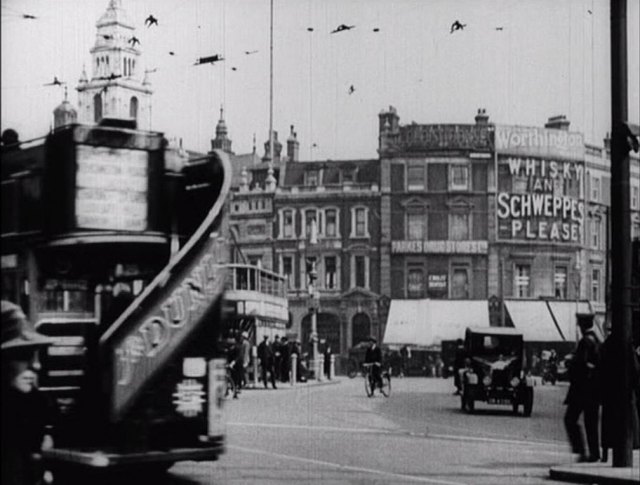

{"left": 223, "top": 331, "right": 334, "bottom": 394}
{"left": 563, "top": 315, "right": 640, "bottom": 463}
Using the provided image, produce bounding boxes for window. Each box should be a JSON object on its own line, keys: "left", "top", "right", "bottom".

{"left": 281, "top": 255, "right": 294, "bottom": 290}
{"left": 514, "top": 264, "right": 531, "bottom": 298}
{"left": 353, "top": 255, "right": 367, "bottom": 288}
{"left": 248, "top": 256, "right": 262, "bottom": 269}
{"left": 305, "top": 170, "right": 319, "bottom": 186}
{"left": 350, "top": 207, "right": 368, "bottom": 238}
{"left": 281, "top": 209, "right": 294, "bottom": 238}
{"left": 591, "top": 268, "right": 601, "bottom": 302}
{"left": 407, "top": 165, "right": 425, "bottom": 191}
{"left": 591, "top": 218, "right": 601, "bottom": 249}
{"left": 325, "top": 209, "right": 337, "bottom": 237}
{"left": 591, "top": 175, "right": 600, "bottom": 202}
{"left": 407, "top": 267, "right": 424, "bottom": 298}
{"left": 304, "top": 256, "right": 317, "bottom": 288}
{"left": 632, "top": 186, "right": 639, "bottom": 210}
{"left": 406, "top": 211, "right": 424, "bottom": 240}
{"left": 449, "top": 212, "right": 471, "bottom": 240}
{"left": 554, "top": 266, "right": 568, "bottom": 299}
{"left": 130, "top": 97, "right": 138, "bottom": 120}
{"left": 633, "top": 221, "right": 640, "bottom": 240}
{"left": 305, "top": 209, "right": 321, "bottom": 239}
{"left": 449, "top": 164, "right": 469, "bottom": 191}
{"left": 93, "top": 93, "right": 102, "bottom": 122}
{"left": 324, "top": 256, "right": 337, "bottom": 289}
{"left": 451, "top": 267, "right": 469, "bottom": 299}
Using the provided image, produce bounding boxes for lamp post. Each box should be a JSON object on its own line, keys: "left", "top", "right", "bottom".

{"left": 573, "top": 259, "right": 582, "bottom": 341}
{"left": 306, "top": 217, "right": 319, "bottom": 379}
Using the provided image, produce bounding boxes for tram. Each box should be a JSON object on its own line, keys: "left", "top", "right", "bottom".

{"left": 1, "top": 120, "right": 231, "bottom": 481}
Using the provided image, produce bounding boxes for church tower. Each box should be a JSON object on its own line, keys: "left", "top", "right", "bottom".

{"left": 211, "top": 106, "right": 233, "bottom": 154}
{"left": 77, "top": 0, "right": 152, "bottom": 130}
{"left": 53, "top": 87, "right": 78, "bottom": 129}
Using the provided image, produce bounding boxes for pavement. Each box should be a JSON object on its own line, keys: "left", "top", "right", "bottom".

{"left": 549, "top": 452, "right": 640, "bottom": 484}
{"left": 237, "top": 375, "right": 342, "bottom": 392}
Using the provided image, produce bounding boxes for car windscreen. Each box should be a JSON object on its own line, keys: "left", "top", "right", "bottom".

{"left": 466, "top": 333, "right": 522, "bottom": 357}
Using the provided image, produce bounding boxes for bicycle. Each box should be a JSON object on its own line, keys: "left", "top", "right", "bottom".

{"left": 362, "top": 362, "right": 391, "bottom": 398}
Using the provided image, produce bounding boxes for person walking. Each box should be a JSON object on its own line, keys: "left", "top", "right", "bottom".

{"left": 324, "top": 344, "right": 332, "bottom": 379}
{"left": 240, "top": 331, "right": 251, "bottom": 389}
{"left": 564, "top": 315, "right": 601, "bottom": 462}
{"left": 280, "top": 336, "right": 290, "bottom": 382}
{"left": 257, "top": 336, "right": 277, "bottom": 389}
{"left": 273, "top": 335, "right": 282, "bottom": 382}
{"left": 1, "top": 301, "right": 55, "bottom": 485}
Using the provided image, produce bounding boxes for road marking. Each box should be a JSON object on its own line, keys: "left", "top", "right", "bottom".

{"left": 228, "top": 444, "right": 470, "bottom": 485}
{"left": 228, "top": 421, "right": 571, "bottom": 457}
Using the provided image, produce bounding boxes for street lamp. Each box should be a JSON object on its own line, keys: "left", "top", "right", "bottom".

{"left": 306, "top": 217, "right": 319, "bottom": 379}
{"left": 573, "top": 259, "right": 582, "bottom": 341}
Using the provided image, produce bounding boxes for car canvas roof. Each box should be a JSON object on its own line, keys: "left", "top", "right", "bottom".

{"left": 466, "top": 326, "right": 523, "bottom": 337}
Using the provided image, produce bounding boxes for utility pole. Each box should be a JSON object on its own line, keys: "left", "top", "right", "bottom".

{"left": 609, "top": 0, "right": 633, "bottom": 468}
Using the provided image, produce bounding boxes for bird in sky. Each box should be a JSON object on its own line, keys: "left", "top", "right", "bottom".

{"left": 194, "top": 54, "right": 224, "bottom": 66}
{"left": 587, "top": 9, "right": 593, "bottom": 14}
{"left": 231, "top": 67, "right": 238, "bottom": 71}
{"left": 307, "top": 27, "right": 314, "bottom": 32}
{"left": 102, "top": 34, "right": 114, "bottom": 40}
{"left": 22, "top": 14, "right": 37, "bottom": 19}
{"left": 145, "top": 14, "right": 158, "bottom": 27}
{"left": 331, "top": 24, "right": 355, "bottom": 34}
{"left": 348, "top": 85, "right": 355, "bottom": 95}
{"left": 43, "top": 77, "right": 65, "bottom": 86}
{"left": 169, "top": 51, "right": 176, "bottom": 56}
{"left": 373, "top": 28, "right": 380, "bottom": 32}
{"left": 244, "top": 50, "right": 258, "bottom": 55}
{"left": 450, "top": 20, "right": 466, "bottom": 33}
{"left": 128, "top": 36, "right": 141, "bottom": 47}
{"left": 495, "top": 27, "right": 504, "bottom": 31}
{"left": 145, "top": 68, "right": 158, "bottom": 74}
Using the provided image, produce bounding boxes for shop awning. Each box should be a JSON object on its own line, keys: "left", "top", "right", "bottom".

{"left": 383, "top": 300, "right": 490, "bottom": 347}
{"left": 546, "top": 300, "right": 595, "bottom": 342}
{"left": 504, "top": 300, "right": 563, "bottom": 342}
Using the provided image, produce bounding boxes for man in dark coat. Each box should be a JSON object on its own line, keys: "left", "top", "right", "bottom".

{"left": 453, "top": 339, "right": 466, "bottom": 395}
{"left": 564, "top": 315, "right": 601, "bottom": 462}
{"left": 1, "top": 301, "right": 55, "bottom": 485}
{"left": 280, "top": 336, "right": 290, "bottom": 382}
{"left": 272, "top": 335, "right": 282, "bottom": 382}
{"left": 364, "top": 337, "right": 383, "bottom": 390}
{"left": 599, "top": 334, "right": 640, "bottom": 461}
{"left": 257, "top": 336, "right": 277, "bottom": 389}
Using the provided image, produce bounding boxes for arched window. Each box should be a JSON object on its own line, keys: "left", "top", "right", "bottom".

{"left": 129, "top": 97, "right": 138, "bottom": 120}
{"left": 93, "top": 93, "right": 102, "bottom": 122}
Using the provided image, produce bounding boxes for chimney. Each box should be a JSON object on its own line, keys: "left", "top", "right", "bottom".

{"left": 544, "top": 115, "right": 570, "bottom": 131}
{"left": 474, "top": 108, "right": 489, "bottom": 125}
{"left": 378, "top": 106, "right": 399, "bottom": 152}
{"left": 287, "top": 125, "right": 299, "bottom": 162}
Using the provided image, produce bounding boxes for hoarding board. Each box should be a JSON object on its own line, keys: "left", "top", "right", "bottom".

{"left": 75, "top": 145, "right": 148, "bottom": 231}
{"left": 494, "top": 125, "right": 585, "bottom": 160}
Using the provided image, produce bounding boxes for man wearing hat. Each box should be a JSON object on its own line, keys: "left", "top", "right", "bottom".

{"left": 1, "top": 300, "right": 55, "bottom": 485}
{"left": 564, "top": 314, "right": 601, "bottom": 462}
{"left": 364, "top": 336, "right": 383, "bottom": 391}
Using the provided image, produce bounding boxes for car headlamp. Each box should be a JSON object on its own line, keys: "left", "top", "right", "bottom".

{"left": 510, "top": 377, "right": 520, "bottom": 387}
{"left": 482, "top": 376, "right": 492, "bottom": 386}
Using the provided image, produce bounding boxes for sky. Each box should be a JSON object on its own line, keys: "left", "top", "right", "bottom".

{"left": 1, "top": 0, "right": 639, "bottom": 161}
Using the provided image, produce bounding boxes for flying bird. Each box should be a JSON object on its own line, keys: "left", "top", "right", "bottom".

{"left": 307, "top": 27, "right": 314, "bottom": 32}
{"left": 331, "top": 24, "right": 355, "bottom": 34}
{"left": 145, "top": 68, "right": 158, "bottom": 74}
{"left": 43, "top": 77, "right": 65, "bottom": 86}
{"left": 194, "top": 54, "right": 224, "bottom": 66}
{"left": 169, "top": 51, "right": 176, "bottom": 56}
{"left": 231, "top": 67, "right": 238, "bottom": 71}
{"left": 22, "top": 14, "right": 37, "bottom": 19}
{"left": 102, "top": 34, "right": 114, "bottom": 40}
{"left": 348, "top": 85, "right": 355, "bottom": 95}
{"left": 244, "top": 50, "right": 258, "bottom": 55}
{"left": 495, "top": 27, "right": 504, "bottom": 31}
{"left": 128, "top": 36, "right": 141, "bottom": 47}
{"left": 373, "top": 28, "right": 380, "bottom": 32}
{"left": 450, "top": 20, "right": 466, "bottom": 33}
{"left": 587, "top": 9, "right": 592, "bottom": 14}
{"left": 145, "top": 14, "right": 158, "bottom": 27}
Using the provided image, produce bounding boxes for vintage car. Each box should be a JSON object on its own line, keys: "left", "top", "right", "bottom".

{"left": 459, "top": 327, "right": 534, "bottom": 416}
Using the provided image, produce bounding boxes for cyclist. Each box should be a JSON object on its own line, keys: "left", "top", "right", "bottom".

{"left": 364, "top": 337, "right": 383, "bottom": 390}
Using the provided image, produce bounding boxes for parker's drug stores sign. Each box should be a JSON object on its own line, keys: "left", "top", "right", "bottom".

{"left": 495, "top": 126, "right": 585, "bottom": 244}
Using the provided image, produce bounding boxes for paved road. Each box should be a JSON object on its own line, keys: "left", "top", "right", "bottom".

{"left": 167, "top": 377, "right": 575, "bottom": 484}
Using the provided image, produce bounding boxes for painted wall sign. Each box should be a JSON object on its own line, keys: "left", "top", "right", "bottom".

{"left": 496, "top": 155, "right": 584, "bottom": 243}
{"left": 427, "top": 272, "right": 448, "bottom": 298}
{"left": 75, "top": 145, "right": 148, "bottom": 231}
{"left": 398, "top": 124, "right": 493, "bottom": 151}
{"left": 495, "top": 125, "right": 585, "bottom": 160}
{"left": 391, "top": 240, "right": 488, "bottom": 254}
